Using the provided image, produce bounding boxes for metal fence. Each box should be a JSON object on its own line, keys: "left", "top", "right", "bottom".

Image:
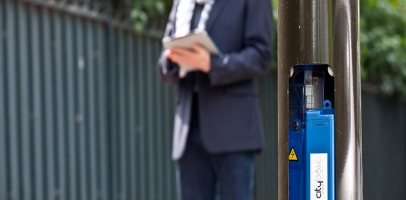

{"left": 1, "top": 1, "right": 177, "bottom": 199}
{"left": 0, "top": 0, "right": 405, "bottom": 199}
{"left": 361, "top": 92, "right": 406, "bottom": 200}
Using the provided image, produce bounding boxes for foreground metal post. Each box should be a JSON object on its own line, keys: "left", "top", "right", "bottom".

{"left": 278, "top": 0, "right": 362, "bottom": 199}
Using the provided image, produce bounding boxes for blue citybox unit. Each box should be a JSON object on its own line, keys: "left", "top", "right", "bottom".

{"left": 288, "top": 65, "right": 335, "bottom": 200}
{"left": 288, "top": 119, "right": 306, "bottom": 200}
{"left": 305, "top": 101, "right": 335, "bottom": 200}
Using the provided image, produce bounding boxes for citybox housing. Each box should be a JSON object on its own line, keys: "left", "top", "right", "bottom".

{"left": 288, "top": 65, "right": 335, "bottom": 200}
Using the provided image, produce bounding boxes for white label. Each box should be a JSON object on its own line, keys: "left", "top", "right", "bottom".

{"left": 310, "top": 153, "right": 328, "bottom": 200}
{"left": 305, "top": 85, "right": 314, "bottom": 96}
{"left": 306, "top": 85, "right": 314, "bottom": 109}
{"left": 306, "top": 96, "right": 314, "bottom": 108}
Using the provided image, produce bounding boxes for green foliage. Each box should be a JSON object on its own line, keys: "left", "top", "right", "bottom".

{"left": 130, "top": 0, "right": 170, "bottom": 34}
{"left": 360, "top": 0, "right": 406, "bottom": 97}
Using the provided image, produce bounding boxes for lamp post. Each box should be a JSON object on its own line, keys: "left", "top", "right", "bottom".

{"left": 278, "top": 0, "right": 362, "bottom": 199}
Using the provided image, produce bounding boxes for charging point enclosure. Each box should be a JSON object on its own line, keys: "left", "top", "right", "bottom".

{"left": 288, "top": 65, "right": 335, "bottom": 200}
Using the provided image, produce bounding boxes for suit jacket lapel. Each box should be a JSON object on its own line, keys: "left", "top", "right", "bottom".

{"left": 205, "top": 0, "right": 231, "bottom": 32}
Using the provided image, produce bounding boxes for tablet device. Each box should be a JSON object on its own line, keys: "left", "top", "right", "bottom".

{"left": 162, "top": 31, "right": 221, "bottom": 55}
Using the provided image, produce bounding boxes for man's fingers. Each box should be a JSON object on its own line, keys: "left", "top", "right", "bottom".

{"left": 168, "top": 51, "right": 189, "bottom": 64}
{"left": 190, "top": 44, "right": 200, "bottom": 52}
{"left": 171, "top": 47, "right": 192, "bottom": 56}
{"left": 191, "top": 44, "right": 205, "bottom": 54}
{"left": 166, "top": 46, "right": 209, "bottom": 72}
{"left": 166, "top": 48, "right": 186, "bottom": 61}
{"left": 169, "top": 48, "right": 195, "bottom": 61}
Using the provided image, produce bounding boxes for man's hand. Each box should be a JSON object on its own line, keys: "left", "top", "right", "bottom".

{"left": 165, "top": 44, "right": 211, "bottom": 73}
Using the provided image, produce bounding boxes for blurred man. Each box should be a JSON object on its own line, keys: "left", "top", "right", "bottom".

{"left": 158, "top": 0, "right": 274, "bottom": 199}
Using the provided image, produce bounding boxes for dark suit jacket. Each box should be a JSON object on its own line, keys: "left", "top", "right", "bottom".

{"left": 159, "top": 0, "right": 274, "bottom": 160}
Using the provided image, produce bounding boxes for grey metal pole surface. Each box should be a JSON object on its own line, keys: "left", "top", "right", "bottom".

{"left": 278, "top": 0, "right": 362, "bottom": 199}
{"left": 333, "top": 0, "right": 363, "bottom": 199}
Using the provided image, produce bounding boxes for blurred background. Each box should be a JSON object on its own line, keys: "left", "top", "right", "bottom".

{"left": 0, "top": 0, "right": 405, "bottom": 199}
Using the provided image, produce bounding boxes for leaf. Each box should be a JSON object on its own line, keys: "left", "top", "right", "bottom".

{"left": 155, "top": 1, "right": 165, "bottom": 15}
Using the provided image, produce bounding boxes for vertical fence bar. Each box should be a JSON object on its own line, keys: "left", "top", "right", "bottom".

{"left": 147, "top": 39, "right": 155, "bottom": 199}
{"left": 110, "top": 34, "right": 118, "bottom": 200}
{"left": 146, "top": 38, "right": 155, "bottom": 200}
{"left": 18, "top": 1, "right": 33, "bottom": 199}
{"left": 75, "top": 16, "right": 88, "bottom": 200}
{"left": 96, "top": 22, "right": 108, "bottom": 200}
{"left": 29, "top": 4, "right": 45, "bottom": 200}
{"left": 6, "top": 1, "right": 21, "bottom": 199}
{"left": 127, "top": 34, "right": 137, "bottom": 200}
{"left": 165, "top": 90, "right": 175, "bottom": 199}
{"left": 136, "top": 37, "right": 146, "bottom": 200}
{"left": 124, "top": 33, "right": 131, "bottom": 200}
{"left": 117, "top": 31, "right": 126, "bottom": 200}
{"left": 126, "top": 33, "right": 133, "bottom": 200}
{"left": 126, "top": 33, "right": 132, "bottom": 200}
{"left": 0, "top": 0, "right": 7, "bottom": 197}
{"left": 41, "top": 7, "right": 57, "bottom": 200}
{"left": 54, "top": 9, "right": 67, "bottom": 200}
{"left": 146, "top": 40, "right": 155, "bottom": 199}
{"left": 86, "top": 19, "right": 98, "bottom": 200}
{"left": 133, "top": 38, "right": 142, "bottom": 199}
{"left": 85, "top": 20, "right": 94, "bottom": 200}
{"left": 121, "top": 32, "right": 129, "bottom": 200}
{"left": 161, "top": 46, "right": 169, "bottom": 199}
{"left": 64, "top": 12, "right": 77, "bottom": 200}
{"left": 154, "top": 41, "right": 164, "bottom": 200}
{"left": 163, "top": 72, "right": 171, "bottom": 200}
{"left": 106, "top": 7, "right": 117, "bottom": 200}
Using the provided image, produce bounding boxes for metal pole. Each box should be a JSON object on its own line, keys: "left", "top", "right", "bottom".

{"left": 333, "top": 0, "right": 363, "bottom": 199}
{"left": 278, "top": 0, "right": 362, "bottom": 199}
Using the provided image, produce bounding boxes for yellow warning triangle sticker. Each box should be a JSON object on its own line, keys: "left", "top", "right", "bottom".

{"left": 289, "top": 147, "right": 299, "bottom": 161}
